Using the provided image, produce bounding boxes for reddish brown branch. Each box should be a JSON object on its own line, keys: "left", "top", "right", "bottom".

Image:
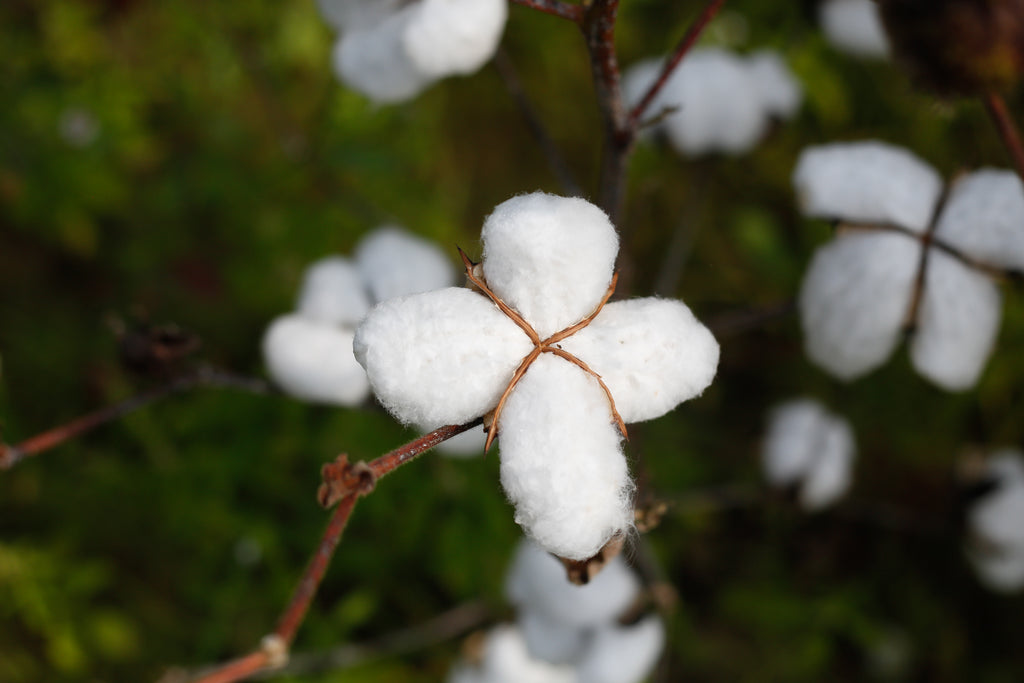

{"left": 1, "top": 367, "right": 272, "bottom": 471}
{"left": 510, "top": 0, "right": 584, "bottom": 22}
{"left": 983, "top": 91, "right": 1024, "bottom": 185}
{"left": 627, "top": 0, "right": 728, "bottom": 130}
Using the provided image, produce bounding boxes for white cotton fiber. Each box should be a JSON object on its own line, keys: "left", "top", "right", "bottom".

{"left": 517, "top": 610, "right": 587, "bottom": 665}
{"left": 561, "top": 298, "right": 719, "bottom": 424}
{"left": 659, "top": 49, "right": 769, "bottom": 156}
{"left": 970, "top": 457, "right": 1024, "bottom": 549}
{"left": 819, "top": 0, "right": 891, "bottom": 58}
{"left": 499, "top": 356, "right": 634, "bottom": 561}
{"left": 969, "top": 450, "right": 1024, "bottom": 592}
{"left": 333, "top": 13, "right": 430, "bottom": 104}
{"left": 354, "top": 226, "right": 455, "bottom": 303}
{"left": 793, "top": 142, "right": 944, "bottom": 232}
{"left": 262, "top": 314, "right": 370, "bottom": 406}
{"left": 910, "top": 250, "right": 1002, "bottom": 391}
{"left": 453, "top": 625, "right": 578, "bottom": 683}
{"left": 317, "top": 0, "right": 404, "bottom": 32}
{"left": 933, "top": 170, "right": 1024, "bottom": 271}
{"left": 295, "top": 256, "right": 371, "bottom": 326}
{"left": 747, "top": 50, "right": 803, "bottom": 119}
{"left": 575, "top": 616, "right": 665, "bottom": 683}
{"left": 505, "top": 538, "right": 640, "bottom": 628}
{"left": 482, "top": 193, "right": 619, "bottom": 340}
{"left": 762, "top": 399, "right": 855, "bottom": 510}
{"left": 354, "top": 288, "right": 533, "bottom": 429}
{"left": 799, "top": 230, "right": 920, "bottom": 380}
{"left": 969, "top": 547, "right": 1024, "bottom": 593}
{"left": 403, "top": 0, "right": 507, "bottom": 77}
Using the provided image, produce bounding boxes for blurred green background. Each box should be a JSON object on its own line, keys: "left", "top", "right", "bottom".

{"left": 2, "top": 0, "right": 1023, "bottom": 681}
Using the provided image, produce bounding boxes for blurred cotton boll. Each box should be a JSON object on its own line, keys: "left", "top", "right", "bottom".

{"left": 819, "top": 0, "right": 891, "bottom": 58}
{"left": 967, "top": 450, "right": 1024, "bottom": 592}
{"left": 762, "top": 399, "right": 856, "bottom": 511}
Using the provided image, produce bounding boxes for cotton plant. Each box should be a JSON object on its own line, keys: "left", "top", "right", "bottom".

{"left": 622, "top": 47, "right": 803, "bottom": 157}
{"left": 449, "top": 539, "right": 664, "bottom": 683}
{"left": 262, "top": 226, "right": 455, "bottom": 406}
{"left": 762, "top": 399, "right": 856, "bottom": 511}
{"left": 818, "top": 0, "right": 891, "bottom": 59}
{"left": 966, "top": 450, "right": 1024, "bottom": 593}
{"left": 317, "top": 0, "right": 507, "bottom": 104}
{"left": 793, "top": 140, "right": 1024, "bottom": 391}
{"left": 354, "top": 192, "right": 720, "bottom": 562}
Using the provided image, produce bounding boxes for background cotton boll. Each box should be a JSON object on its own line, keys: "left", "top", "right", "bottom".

{"left": 402, "top": 0, "right": 508, "bottom": 77}
{"left": 498, "top": 356, "right": 633, "bottom": 560}
{"left": 660, "top": 49, "right": 768, "bottom": 155}
{"left": 354, "top": 226, "right": 456, "bottom": 303}
{"left": 985, "top": 450, "right": 1024, "bottom": 484}
{"left": 799, "top": 230, "right": 920, "bottom": 380}
{"left": 474, "top": 625, "right": 578, "bottom": 683}
{"left": 505, "top": 539, "right": 640, "bottom": 628}
{"left": 969, "top": 547, "right": 1024, "bottom": 593}
{"left": 561, "top": 298, "right": 719, "bottom": 424}
{"left": 968, "top": 452, "right": 1024, "bottom": 592}
{"left": 516, "top": 610, "right": 587, "bottom": 664}
{"left": 354, "top": 288, "right": 534, "bottom": 428}
{"left": 933, "top": 170, "right": 1024, "bottom": 271}
{"left": 621, "top": 59, "right": 668, "bottom": 138}
{"left": 792, "top": 141, "right": 943, "bottom": 231}
{"left": 969, "top": 461, "right": 1024, "bottom": 549}
{"left": 434, "top": 424, "right": 487, "bottom": 458}
{"left": 295, "top": 256, "right": 371, "bottom": 326}
{"left": 481, "top": 193, "right": 619, "bottom": 339}
{"left": 762, "top": 400, "right": 831, "bottom": 487}
{"left": 575, "top": 616, "right": 665, "bottom": 683}
{"left": 317, "top": 0, "right": 405, "bottom": 32}
{"left": 819, "top": 0, "right": 891, "bottom": 58}
{"left": 262, "top": 314, "right": 370, "bottom": 405}
{"left": 799, "top": 419, "right": 856, "bottom": 510}
{"left": 746, "top": 51, "right": 804, "bottom": 119}
{"left": 333, "top": 16, "right": 430, "bottom": 104}
{"left": 909, "top": 250, "right": 1002, "bottom": 391}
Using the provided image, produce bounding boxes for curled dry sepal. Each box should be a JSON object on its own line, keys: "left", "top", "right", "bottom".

{"left": 622, "top": 47, "right": 803, "bottom": 156}
{"left": 794, "top": 140, "right": 1024, "bottom": 391}
{"left": 966, "top": 450, "right": 1024, "bottom": 592}
{"left": 317, "top": 0, "right": 507, "bottom": 104}
{"left": 762, "top": 399, "right": 856, "bottom": 511}
{"left": 818, "top": 0, "right": 891, "bottom": 59}
{"left": 354, "top": 192, "right": 720, "bottom": 562}
{"left": 262, "top": 226, "right": 455, "bottom": 406}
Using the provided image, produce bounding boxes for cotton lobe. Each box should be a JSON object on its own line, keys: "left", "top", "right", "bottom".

{"left": 794, "top": 141, "right": 1024, "bottom": 390}
{"left": 819, "top": 0, "right": 891, "bottom": 58}
{"left": 354, "top": 192, "right": 719, "bottom": 560}
{"left": 762, "top": 399, "right": 856, "bottom": 510}
{"left": 968, "top": 450, "right": 1024, "bottom": 592}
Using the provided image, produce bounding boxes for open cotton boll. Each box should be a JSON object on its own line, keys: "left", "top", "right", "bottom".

{"left": 799, "top": 420, "right": 856, "bottom": 510}
{"left": 762, "top": 400, "right": 831, "bottom": 487}
{"left": 517, "top": 610, "right": 587, "bottom": 665}
{"left": 354, "top": 226, "right": 456, "bottom": 303}
{"left": 799, "top": 230, "right": 920, "bottom": 380}
{"left": 970, "top": 464, "right": 1024, "bottom": 549}
{"left": 575, "top": 616, "right": 665, "bottom": 683}
{"left": 560, "top": 298, "right": 719, "bottom": 424}
{"left": 969, "top": 547, "right": 1024, "bottom": 593}
{"left": 747, "top": 51, "right": 803, "bottom": 119}
{"left": 505, "top": 539, "right": 640, "bottom": 628}
{"left": 262, "top": 315, "right": 370, "bottom": 406}
{"left": 482, "top": 193, "right": 619, "bottom": 339}
{"left": 402, "top": 0, "right": 507, "bottom": 78}
{"left": 434, "top": 424, "right": 487, "bottom": 458}
{"left": 333, "top": 13, "right": 431, "bottom": 104}
{"left": 792, "top": 142, "right": 943, "bottom": 232}
{"left": 910, "top": 250, "right": 1002, "bottom": 391}
{"left": 969, "top": 454, "right": 1024, "bottom": 592}
{"left": 296, "top": 257, "right": 371, "bottom": 326}
{"left": 659, "top": 49, "right": 768, "bottom": 156}
{"left": 354, "top": 288, "right": 533, "bottom": 429}
{"left": 933, "top": 170, "right": 1024, "bottom": 271}
{"left": 499, "top": 356, "right": 634, "bottom": 561}
{"left": 452, "top": 625, "right": 578, "bottom": 683}
{"left": 819, "top": 0, "right": 891, "bottom": 58}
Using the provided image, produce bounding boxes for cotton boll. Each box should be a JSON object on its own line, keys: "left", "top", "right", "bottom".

{"left": 799, "top": 230, "right": 920, "bottom": 380}
{"left": 499, "top": 356, "right": 634, "bottom": 560}
{"left": 799, "top": 418, "right": 856, "bottom": 510}
{"left": 403, "top": 0, "right": 507, "bottom": 78}
{"left": 970, "top": 464, "right": 1024, "bottom": 549}
{"left": 317, "top": 0, "right": 405, "bottom": 32}
{"left": 933, "top": 170, "right": 1024, "bottom": 271}
{"left": 575, "top": 616, "right": 665, "bottom": 683}
{"left": 354, "top": 226, "right": 456, "bottom": 303}
{"left": 792, "top": 141, "right": 943, "bottom": 232}
{"left": 434, "top": 424, "right": 487, "bottom": 458}
{"left": 517, "top": 610, "right": 587, "bottom": 665}
{"left": 969, "top": 547, "right": 1024, "bottom": 593}
{"left": 333, "top": 15, "right": 431, "bottom": 104}
{"left": 354, "top": 288, "right": 533, "bottom": 428}
{"left": 746, "top": 51, "right": 803, "bottom": 119}
{"left": 262, "top": 314, "right": 370, "bottom": 405}
{"left": 621, "top": 59, "right": 667, "bottom": 135}
{"left": 969, "top": 453, "right": 1024, "bottom": 592}
{"left": 659, "top": 49, "right": 769, "bottom": 156}
{"left": 561, "top": 298, "right": 719, "bottom": 424}
{"left": 471, "top": 625, "right": 578, "bottom": 683}
{"left": 819, "top": 0, "right": 891, "bottom": 58}
{"left": 762, "top": 400, "right": 831, "bottom": 487}
{"left": 506, "top": 539, "right": 640, "bottom": 628}
{"left": 296, "top": 257, "right": 371, "bottom": 326}
{"left": 482, "top": 193, "right": 619, "bottom": 339}
{"left": 910, "top": 250, "right": 1002, "bottom": 391}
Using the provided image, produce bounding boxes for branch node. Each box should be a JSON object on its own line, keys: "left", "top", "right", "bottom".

{"left": 0, "top": 444, "right": 23, "bottom": 470}
{"left": 318, "top": 455, "right": 377, "bottom": 508}
{"left": 259, "top": 634, "right": 289, "bottom": 669}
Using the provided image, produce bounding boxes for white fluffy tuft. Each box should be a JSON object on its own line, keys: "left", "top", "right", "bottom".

{"left": 403, "top": 0, "right": 507, "bottom": 78}
{"left": 575, "top": 616, "right": 666, "bottom": 683}
{"left": 333, "top": 13, "right": 430, "bottom": 104}
{"left": 354, "top": 226, "right": 455, "bottom": 303}
{"left": 482, "top": 193, "right": 619, "bottom": 339}
{"left": 968, "top": 450, "right": 1024, "bottom": 592}
{"left": 447, "top": 625, "right": 577, "bottom": 683}
{"left": 818, "top": 0, "right": 891, "bottom": 58}
{"left": 747, "top": 50, "right": 804, "bottom": 119}
{"left": 933, "top": 170, "right": 1024, "bottom": 271}
{"left": 295, "top": 256, "right": 371, "bottom": 326}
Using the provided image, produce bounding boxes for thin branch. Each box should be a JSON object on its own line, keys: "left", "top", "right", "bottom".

{"left": 1, "top": 367, "right": 273, "bottom": 471}
{"left": 627, "top": 0, "right": 728, "bottom": 130}
{"left": 510, "top": 0, "right": 584, "bottom": 22}
{"left": 902, "top": 185, "right": 951, "bottom": 335}
{"left": 493, "top": 48, "right": 583, "bottom": 197}
{"left": 983, "top": 91, "right": 1024, "bottom": 184}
